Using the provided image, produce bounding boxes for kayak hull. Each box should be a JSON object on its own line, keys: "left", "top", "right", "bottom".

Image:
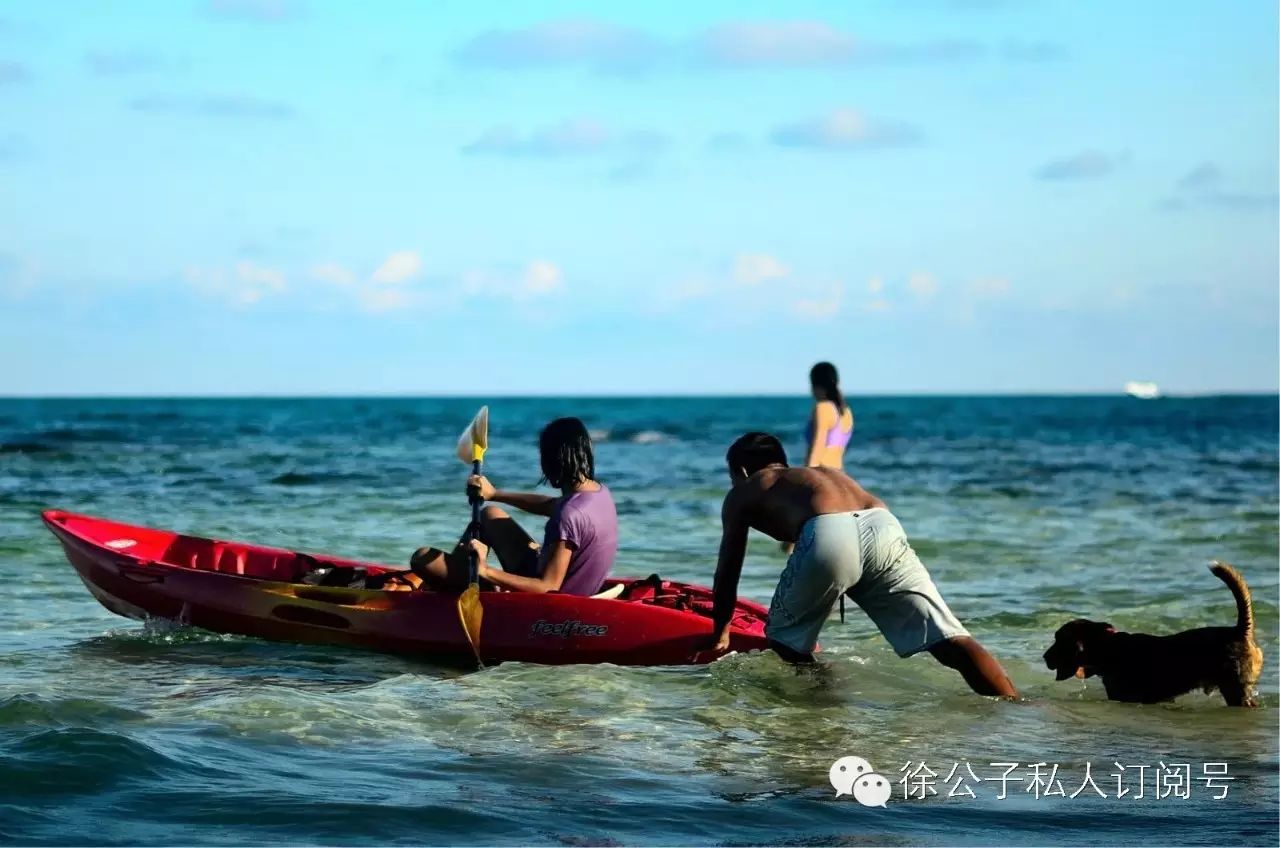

{"left": 42, "top": 509, "right": 772, "bottom": 666}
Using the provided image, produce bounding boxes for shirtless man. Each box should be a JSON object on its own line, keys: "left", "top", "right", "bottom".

{"left": 708, "top": 432, "right": 1018, "bottom": 697}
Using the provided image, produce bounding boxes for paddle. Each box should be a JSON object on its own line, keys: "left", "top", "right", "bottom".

{"left": 455, "top": 406, "right": 489, "bottom": 666}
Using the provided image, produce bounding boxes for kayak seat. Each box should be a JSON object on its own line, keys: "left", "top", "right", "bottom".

{"left": 619, "top": 573, "right": 665, "bottom": 603}
{"left": 589, "top": 583, "right": 626, "bottom": 601}
{"left": 160, "top": 535, "right": 304, "bottom": 580}
{"left": 215, "top": 547, "right": 247, "bottom": 575}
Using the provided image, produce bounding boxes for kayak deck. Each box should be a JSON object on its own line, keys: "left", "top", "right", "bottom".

{"left": 42, "top": 509, "right": 773, "bottom": 666}
{"left": 45, "top": 509, "right": 394, "bottom": 582}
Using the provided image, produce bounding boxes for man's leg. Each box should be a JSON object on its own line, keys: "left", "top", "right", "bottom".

{"left": 850, "top": 511, "right": 1018, "bottom": 698}
{"left": 764, "top": 517, "right": 847, "bottom": 664}
{"left": 409, "top": 505, "right": 538, "bottom": 589}
{"left": 408, "top": 543, "right": 467, "bottom": 589}
{"left": 929, "top": 636, "right": 1019, "bottom": 698}
{"left": 471, "top": 506, "right": 540, "bottom": 570}
{"left": 767, "top": 639, "right": 816, "bottom": 664}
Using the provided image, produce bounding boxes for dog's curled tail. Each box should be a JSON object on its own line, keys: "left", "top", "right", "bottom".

{"left": 1211, "top": 561, "right": 1253, "bottom": 636}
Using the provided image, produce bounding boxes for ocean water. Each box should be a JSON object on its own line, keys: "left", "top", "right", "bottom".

{"left": 0, "top": 396, "right": 1276, "bottom": 847}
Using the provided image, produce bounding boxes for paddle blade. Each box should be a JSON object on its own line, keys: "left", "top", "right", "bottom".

{"left": 455, "top": 406, "right": 490, "bottom": 464}
{"left": 457, "top": 583, "right": 484, "bottom": 664}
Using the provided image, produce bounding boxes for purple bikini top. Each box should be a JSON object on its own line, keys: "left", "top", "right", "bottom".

{"left": 810, "top": 404, "right": 853, "bottom": 449}
{"left": 825, "top": 420, "right": 853, "bottom": 448}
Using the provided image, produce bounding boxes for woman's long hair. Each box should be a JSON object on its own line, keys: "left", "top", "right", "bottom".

{"left": 809, "top": 362, "right": 846, "bottom": 411}
{"left": 538, "top": 417, "right": 595, "bottom": 489}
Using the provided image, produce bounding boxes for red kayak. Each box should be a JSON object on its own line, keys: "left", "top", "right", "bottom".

{"left": 42, "top": 509, "right": 771, "bottom": 666}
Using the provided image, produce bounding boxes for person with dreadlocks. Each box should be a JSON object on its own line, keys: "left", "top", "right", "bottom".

{"left": 406, "top": 417, "right": 618, "bottom": 595}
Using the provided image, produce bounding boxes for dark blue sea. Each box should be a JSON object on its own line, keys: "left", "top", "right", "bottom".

{"left": 1, "top": 396, "right": 1276, "bottom": 846}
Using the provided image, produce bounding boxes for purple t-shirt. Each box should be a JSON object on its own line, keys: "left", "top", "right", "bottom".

{"left": 537, "top": 485, "right": 618, "bottom": 596}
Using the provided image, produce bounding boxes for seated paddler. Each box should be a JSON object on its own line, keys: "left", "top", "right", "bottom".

{"left": 406, "top": 416, "right": 618, "bottom": 595}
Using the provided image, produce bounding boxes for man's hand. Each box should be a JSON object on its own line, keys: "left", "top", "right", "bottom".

{"left": 700, "top": 625, "right": 733, "bottom": 654}
{"left": 467, "top": 474, "right": 496, "bottom": 501}
{"left": 466, "top": 537, "right": 489, "bottom": 564}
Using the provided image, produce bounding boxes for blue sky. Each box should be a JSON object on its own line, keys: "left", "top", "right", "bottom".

{"left": 1, "top": 0, "right": 1276, "bottom": 395}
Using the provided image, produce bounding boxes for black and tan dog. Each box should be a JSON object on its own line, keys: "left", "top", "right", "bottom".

{"left": 1044, "top": 562, "right": 1263, "bottom": 707}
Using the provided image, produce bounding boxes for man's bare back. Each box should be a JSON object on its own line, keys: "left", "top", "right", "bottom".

{"left": 709, "top": 431, "right": 1018, "bottom": 697}
{"left": 731, "top": 466, "right": 886, "bottom": 543}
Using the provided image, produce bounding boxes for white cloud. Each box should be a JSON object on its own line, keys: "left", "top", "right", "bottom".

{"left": 1160, "top": 162, "right": 1278, "bottom": 212}
{"left": 733, "top": 253, "right": 790, "bottom": 285}
{"left": 358, "top": 288, "right": 413, "bottom": 313}
{"left": 772, "top": 108, "right": 920, "bottom": 150}
{"left": 1034, "top": 150, "right": 1128, "bottom": 181}
{"left": 462, "top": 261, "right": 566, "bottom": 301}
{"left": 866, "top": 275, "right": 884, "bottom": 294}
{"left": 697, "top": 21, "right": 858, "bottom": 66}
{"left": 791, "top": 282, "right": 844, "bottom": 321}
{"left": 452, "top": 18, "right": 1024, "bottom": 74}
{"left": 908, "top": 272, "right": 938, "bottom": 300}
{"left": 864, "top": 298, "right": 891, "bottom": 313}
{"left": 182, "top": 251, "right": 565, "bottom": 314}
{"left": 235, "top": 261, "right": 285, "bottom": 291}
{"left": 463, "top": 118, "right": 665, "bottom": 157}
{"left": 310, "top": 262, "right": 357, "bottom": 286}
{"left": 307, "top": 253, "right": 424, "bottom": 312}
{"left": 184, "top": 261, "right": 286, "bottom": 306}
{"left": 370, "top": 250, "right": 422, "bottom": 284}
{"left": 455, "top": 19, "right": 661, "bottom": 74}
{"left": 522, "top": 260, "right": 563, "bottom": 295}
{"left": 84, "top": 49, "right": 168, "bottom": 76}
{"left": 1177, "top": 162, "right": 1222, "bottom": 193}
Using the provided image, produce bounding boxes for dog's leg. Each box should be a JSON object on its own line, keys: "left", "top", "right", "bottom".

{"left": 1218, "top": 678, "right": 1257, "bottom": 708}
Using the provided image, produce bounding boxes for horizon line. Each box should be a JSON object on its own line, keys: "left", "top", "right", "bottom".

{"left": 2, "top": 390, "right": 1277, "bottom": 400}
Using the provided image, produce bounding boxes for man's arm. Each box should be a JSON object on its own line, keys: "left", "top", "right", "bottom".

{"left": 491, "top": 490, "right": 557, "bottom": 516}
{"left": 710, "top": 489, "right": 752, "bottom": 647}
{"left": 480, "top": 540, "right": 573, "bottom": 593}
{"left": 469, "top": 475, "right": 557, "bottom": 516}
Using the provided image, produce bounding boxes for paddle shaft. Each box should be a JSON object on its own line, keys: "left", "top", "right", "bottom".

{"left": 468, "top": 458, "right": 482, "bottom": 583}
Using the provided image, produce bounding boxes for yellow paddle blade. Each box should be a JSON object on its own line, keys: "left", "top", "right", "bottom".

{"left": 457, "top": 583, "right": 484, "bottom": 664}
{"left": 455, "top": 406, "right": 490, "bottom": 464}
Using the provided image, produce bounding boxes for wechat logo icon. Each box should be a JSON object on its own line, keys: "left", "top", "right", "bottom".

{"left": 829, "top": 756, "right": 892, "bottom": 807}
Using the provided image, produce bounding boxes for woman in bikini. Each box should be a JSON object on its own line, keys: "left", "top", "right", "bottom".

{"left": 805, "top": 361, "right": 854, "bottom": 470}
{"left": 781, "top": 362, "right": 854, "bottom": 556}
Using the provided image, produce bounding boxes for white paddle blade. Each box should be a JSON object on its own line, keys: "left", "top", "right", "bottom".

{"left": 455, "top": 406, "right": 490, "bottom": 464}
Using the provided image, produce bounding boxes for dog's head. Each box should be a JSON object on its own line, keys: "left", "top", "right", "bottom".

{"left": 1043, "top": 619, "right": 1116, "bottom": 680}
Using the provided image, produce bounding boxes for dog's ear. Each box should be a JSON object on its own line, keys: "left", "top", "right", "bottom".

{"left": 1044, "top": 634, "right": 1082, "bottom": 680}
{"left": 1070, "top": 621, "right": 1118, "bottom": 678}
{"left": 1068, "top": 641, "right": 1089, "bottom": 679}
{"left": 1045, "top": 620, "right": 1096, "bottom": 680}
{"left": 1061, "top": 638, "right": 1086, "bottom": 680}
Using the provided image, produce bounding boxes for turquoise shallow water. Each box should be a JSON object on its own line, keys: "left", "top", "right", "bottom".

{"left": 1, "top": 396, "right": 1277, "bottom": 846}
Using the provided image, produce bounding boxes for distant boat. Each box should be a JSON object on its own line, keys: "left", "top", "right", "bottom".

{"left": 1125, "top": 381, "right": 1161, "bottom": 399}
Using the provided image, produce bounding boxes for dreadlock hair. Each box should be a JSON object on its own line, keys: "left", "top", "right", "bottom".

{"left": 809, "top": 361, "right": 846, "bottom": 411}
{"left": 539, "top": 417, "right": 595, "bottom": 489}
{"left": 726, "top": 432, "right": 788, "bottom": 476}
